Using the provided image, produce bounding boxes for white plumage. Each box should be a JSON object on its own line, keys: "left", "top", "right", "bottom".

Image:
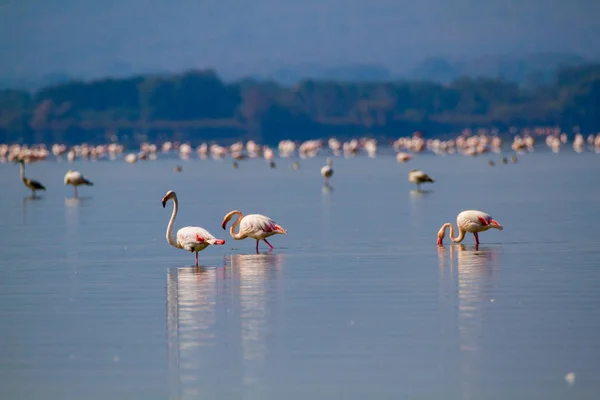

{"left": 162, "top": 190, "right": 225, "bottom": 266}
{"left": 408, "top": 169, "right": 434, "bottom": 191}
{"left": 64, "top": 170, "right": 93, "bottom": 196}
{"left": 321, "top": 158, "right": 334, "bottom": 182}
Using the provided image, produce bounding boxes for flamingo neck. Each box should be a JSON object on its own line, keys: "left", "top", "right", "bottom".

{"left": 166, "top": 197, "right": 181, "bottom": 249}
{"left": 444, "top": 223, "right": 466, "bottom": 243}
{"left": 229, "top": 211, "right": 246, "bottom": 240}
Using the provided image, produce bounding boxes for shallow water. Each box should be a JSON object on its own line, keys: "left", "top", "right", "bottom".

{"left": 1, "top": 150, "right": 599, "bottom": 399}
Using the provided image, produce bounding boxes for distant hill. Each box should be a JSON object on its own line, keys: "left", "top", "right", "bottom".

{"left": 409, "top": 53, "right": 589, "bottom": 84}
{"left": 0, "top": 72, "right": 72, "bottom": 91}
{"left": 2, "top": 63, "right": 599, "bottom": 146}
{"left": 1, "top": 53, "right": 593, "bottom": 90}
{"left": 260, "top": 64, "right": 393, "bottom": 86}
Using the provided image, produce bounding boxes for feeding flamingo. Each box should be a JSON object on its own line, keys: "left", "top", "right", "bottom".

{"left": 64, "top": 170, "right": 93, "bottom": 197}
{"left": 437, "top": 210, "right": 503, "bottom": 246}
{"left": 408, "top": 169, "right": 434, "bottom": 191}
{"left": 162, "top": 190, "right": 225, "bottom": 266}
{"left": 222, "top": 210, "right": 287, "bottom": 253}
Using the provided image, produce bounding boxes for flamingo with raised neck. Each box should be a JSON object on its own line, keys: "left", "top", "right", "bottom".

{"left": 162, "top": 190, "right": 225, "bottom": 266}
{"left": 18, "top": 159, "right": 46, "bottom": 196}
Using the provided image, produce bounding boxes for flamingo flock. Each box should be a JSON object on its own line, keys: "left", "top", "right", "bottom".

{"left": 2, "top": 127, "right": 600, "bottom": 166}
{"left": 11, "top": 124, "right": 600, "bottom": 264}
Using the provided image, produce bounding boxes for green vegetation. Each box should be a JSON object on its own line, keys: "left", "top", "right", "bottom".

{"left": 1, "top": 64, "right": 599, "bottom": 145}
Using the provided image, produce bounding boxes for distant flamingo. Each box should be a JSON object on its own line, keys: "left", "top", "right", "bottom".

{"left": 321, "top": 158, "right": 333, "bottom": 184}
{"left": 162, "top": 190, "right": 225, "bottom": 266}
{"left": 437, "top": 210, "right": 503, "bottom": 246}
{"left": 18, "top": 159, "right": 46, "bottom": 196}
{"left": 408, "top": 169, "right": 434, "bottom": 191}
{"left": 222, "top": 210, "right": 287, "bottom": 253}
{"left": 64, "top": 170, "right": 93, "bottom": 197}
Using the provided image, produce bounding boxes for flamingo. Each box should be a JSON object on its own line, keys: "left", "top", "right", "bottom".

{"left": 18, "top": 159, "right": 46, "bottom": 196}
{"left": 222, "top": 210, "right": 287, "bottom": 254}
{"left": 64, "top": 170, "right": 93, "bottom": 197}
{"left": 321, "top": 158, "right": 333, "bottom": 184}
{"left": 408, "top": 169, "right": 434, "bottom": 191}
{"left": 437, "top": 210, "right": 503, "bottom": 246}
{"left": 162, "top": 190, "right": 225, "bottom": 266}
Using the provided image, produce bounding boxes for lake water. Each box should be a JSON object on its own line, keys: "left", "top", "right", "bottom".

{"left": 1, "top": 149, "right": 599, "bottom": 399}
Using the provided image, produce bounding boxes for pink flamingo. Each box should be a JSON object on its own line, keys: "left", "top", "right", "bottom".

{"left": 222, "top": 210, "right": 287, "bottom": 253}
{"left": 437, "top": 210, "right": 503, "bottom": 246}
{"left": 162, "top": 190, "right": 225, "bottom": 266}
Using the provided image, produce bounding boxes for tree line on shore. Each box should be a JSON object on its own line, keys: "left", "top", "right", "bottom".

{"left": 0, "top": 63, "right": 598, "bottom": 145}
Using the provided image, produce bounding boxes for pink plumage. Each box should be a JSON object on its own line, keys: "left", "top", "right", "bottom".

{"left": 437, "top": 210, "right": 503, "bottom": 246}
{"left": 222, "top": 210, "right": 287, "bottom": 253}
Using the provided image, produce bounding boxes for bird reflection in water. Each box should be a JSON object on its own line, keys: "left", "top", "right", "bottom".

{"left": 21, "top": 195, "right": 44, "bottom": 224}
{"left": 409, "top": 189, "right": 433, "bottom": 198}
{"left": 437, "top": 244, "right": 500, "bottom": 400}
{"left": 167, "top": 254, "right": 284, "bottom": 398}
{"left": 64, "top": 196, "right": 92, "bottom": 208}
{"left": 64, "top": 196, "right": 92, "bottom": 269}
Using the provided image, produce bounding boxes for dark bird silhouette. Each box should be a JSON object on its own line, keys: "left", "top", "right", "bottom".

{"left": 18, "top": 159, "right": 46, "bottom": 196}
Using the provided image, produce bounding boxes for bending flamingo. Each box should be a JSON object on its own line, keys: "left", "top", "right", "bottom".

{"left": 222, "top": 210, "right": 287, "bottom": 253}
{"left": 18, "top": 159, "right": 46, "bottom": 196}
{"left": 408, "top": 169, "right": 434, "bottom": 191}
{"left": 437, "top": 210, "right": 503, "bottom": 246}
{"left": 162, "top": 190, "right": 225, "bottom": 266}
{"left": 64, "top": 170, "right": 93, "bottom": 197}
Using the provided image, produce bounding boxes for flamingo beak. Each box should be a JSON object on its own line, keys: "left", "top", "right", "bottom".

{"left": 221, "top": 219, "right": 227, "bottom": 230}
{"left": 161, "top": 198, "right": 167, "bottom": 208}
{"left": 437, "top": 237, "right": 443, "bottom": 245}
{"left": 490, "top": 219, "right": 503, "bottom": 230}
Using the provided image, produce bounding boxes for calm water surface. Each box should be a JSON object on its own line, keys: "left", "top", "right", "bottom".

{"left": 1, "top": 150, "right": 599, "bottom": 399}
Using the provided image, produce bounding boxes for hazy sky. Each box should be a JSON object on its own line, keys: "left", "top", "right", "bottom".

{"left": 1, "top": 0, "right": 599, "bottom": 79}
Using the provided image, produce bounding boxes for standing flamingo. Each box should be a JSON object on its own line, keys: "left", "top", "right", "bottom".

{"left": 222, "top": 210, "right": 287, "bottom": 253}
{"left": 64, "top": 170, "right": 93, "bottom": 197}
{"left": 162, "top": 190, "right": 225, "bottom": 266}
{"left": 408, "top": 169, "right": 434, "bottom": 191}
{"left": 437, "top": 210, "right": 503, "bottom": 246}
{"left": 18, "top": 159, "right": 46, "bottom": 196}
{"left": 321, "top": 158, "right": 334, "bottom": 184}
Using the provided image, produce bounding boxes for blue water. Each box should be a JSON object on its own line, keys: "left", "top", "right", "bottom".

{"left": 1, "top": 150, "right": 599, "bottom": 399}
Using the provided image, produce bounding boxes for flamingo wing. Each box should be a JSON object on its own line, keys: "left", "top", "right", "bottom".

{"left": 321, "top": 165, "right": 333, "bottom": 177}
{"left": 458, "top": 210, "right": 492, "bottom": 232}
{"left": 241, "top": 214, "right": 280, "bottom": 235}
{"left": 409, "top": 170, "right": 434, "bottom": 183}
{"left": 177, "top": 226, "right": 223, "bottom": 249}
{"left": 64, "top": 170, "right": 82, "bottom": 184}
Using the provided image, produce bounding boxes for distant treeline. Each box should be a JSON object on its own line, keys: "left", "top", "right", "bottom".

{"left": 1, "top": 64, "right": 599, "bottom": 145}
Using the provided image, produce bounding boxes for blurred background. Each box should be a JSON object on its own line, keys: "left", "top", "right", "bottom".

{"left": 1, "top": 0, "right": 599, "bottom": 146}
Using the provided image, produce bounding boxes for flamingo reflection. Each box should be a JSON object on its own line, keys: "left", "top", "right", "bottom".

{"left": 438, "top": 244, "right": 500, "bottom": 400}
{"left": 167, "top": 254, "right": 284, "bottom": 399}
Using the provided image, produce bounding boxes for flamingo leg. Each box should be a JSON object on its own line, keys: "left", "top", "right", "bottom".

{"left": 255, "top": 240, "right": 259, "bottom": 254}
{"left": 264, "top": 239, "right": 275, "bottom": 250}
{"left": 473, "top": 232, "right": 480, "bottom": 245}
{"left": 74, "top": 186, "right": 78, "bottom": 197}
{"left": 195, "top": 252, "right": 199, "bottom": 266}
